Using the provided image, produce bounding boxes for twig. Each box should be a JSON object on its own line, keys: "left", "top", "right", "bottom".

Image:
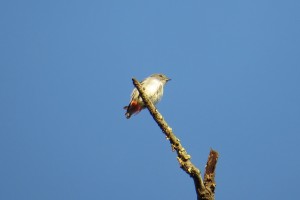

{"left": 132, "top": 78, "right": 219, "bottom": 200}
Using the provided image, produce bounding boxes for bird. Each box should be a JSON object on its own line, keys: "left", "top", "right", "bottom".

{"left": 124, "top": 73, "right": 171, "bottom": 119}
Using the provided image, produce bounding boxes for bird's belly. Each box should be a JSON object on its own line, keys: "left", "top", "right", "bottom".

{"left": 145, "top": 81, "right": 163, "bottom": 104}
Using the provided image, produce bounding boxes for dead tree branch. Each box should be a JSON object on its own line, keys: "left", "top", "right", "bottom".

{"left": 132, "top": 78, "right": 219, "bottom": 200}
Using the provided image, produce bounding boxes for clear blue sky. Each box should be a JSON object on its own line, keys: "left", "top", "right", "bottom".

{"left": 1, "top": 0, "right": 299, "bottom": 199}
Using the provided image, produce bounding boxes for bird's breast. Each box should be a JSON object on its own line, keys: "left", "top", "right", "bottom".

{"left": 145, "top": 79, "right": 161, "bottom": 94}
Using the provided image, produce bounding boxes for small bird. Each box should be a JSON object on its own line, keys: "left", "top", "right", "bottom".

{"left": 124, "top": 73, "right": 171, "bottom": 119}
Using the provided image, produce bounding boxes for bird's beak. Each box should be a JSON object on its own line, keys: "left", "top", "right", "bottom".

{"left": 167, "top": 78, "right": 171, "bottom": 82}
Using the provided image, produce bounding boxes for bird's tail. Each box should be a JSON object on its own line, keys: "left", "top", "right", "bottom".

{"left": 123, "top": 100, "right": 142, "bottom": 119}
{"left": 123, "top": 105, "right": 132, "bottom": 119}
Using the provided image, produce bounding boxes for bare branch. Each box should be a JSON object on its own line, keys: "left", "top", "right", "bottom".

{"left": 132, "top": 78, "right": 218, "bottom": 200}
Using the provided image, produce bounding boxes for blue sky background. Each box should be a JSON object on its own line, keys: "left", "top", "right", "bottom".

{"left": 1, "top": 0, "right": 299, "bottom": 199}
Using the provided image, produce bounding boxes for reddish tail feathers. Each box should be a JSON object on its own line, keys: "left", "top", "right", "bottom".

{"left": 124, "top": 100, "right": 143, "bottom": 119}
